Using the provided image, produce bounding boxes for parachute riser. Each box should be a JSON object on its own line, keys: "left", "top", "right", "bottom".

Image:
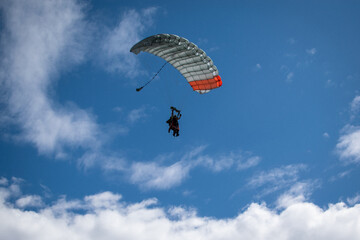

{"left": 136, "top": 62, "right": 168, "bottom": 92}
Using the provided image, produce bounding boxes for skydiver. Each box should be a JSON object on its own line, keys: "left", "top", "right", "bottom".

{"left": 166, "top": 107, "right": 181, "bottom": 137}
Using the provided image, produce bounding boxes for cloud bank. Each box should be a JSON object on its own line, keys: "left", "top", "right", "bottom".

{"left": 1, "top": 177, "right": 360, "bottom": 240}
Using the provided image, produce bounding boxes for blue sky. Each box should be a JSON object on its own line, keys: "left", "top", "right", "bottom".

{"left": 1, "top": 0, "right": 360, "bottom": 238}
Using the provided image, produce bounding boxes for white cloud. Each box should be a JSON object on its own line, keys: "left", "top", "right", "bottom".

{"left": 329, "top": 170, "right": 352, "bottom": 182}
{"left": 113, "top": 106, "right": 123, "bottom": 113}
{"left": 49, "top": 195, "right": 83, "bottom": 214}
{"left": 102, "top": 8, "right": 157, "bottom": 78}
{"left": 40, "top": 184, "right": 53, "bottom": 199}
{"left": 16, "top": 195, "right": 44, "bottom": 208}
{"left": 335, "top": 96, "right": 360, "bottom": 164}
{"left": 0, "top": 177, "right": 8, "bottom": 186}
{"left": 350, "top": 96, "right": 360, "bottom": 115}
{"left": 127, "top": 147, "right": 205, "bottom": 190}
{"left": 284, "top": 53, "right": 297, "bottom": 58}
{"left": 326, "top": 79, "right": 336, "bottom": 87}
{"left": 286, "top": 72, "right": 294, "bottom": 82}
{"left": 347, "top": 193, "right": 360, "bottom": 206}
{"left": 280, "top": 65, "right": 289, "bottom": 72}
{"left": 288, "top": 38, "right": 296, "bottom": 44}
{"left": 336, "top": 125, "right": 360, "bottom": 164}
{"left": 248, "top": 164, "right": 307, "bottom": 188}
{"left": 195, "top": 149, "right": 260, "bottom": 172}
{"left": 0, "top": 177, "right": 23, "bottom": 203}
{"left": 1, "top": 180, "right": 360, "bottom": 240}
{"left": 0, "top": 0, "right": 101, "bottom": 157}
{"left": 130, "top": 161, "right": 191, "bottom": 190}
{"left": 85, "top": 191, "right": 122, "bottom": 210}
{"left": 323, "top": 132, "right": 330, "bottom": 138}
{"left": 276, "top": 181, "right": 320, "bottom": 209}
{"left": 247, "top": 164, "right": 307, "bottom": 197}
{"left": 0, "top": 0, "right": 144, "bottom": 168}
{"left": 237, "top": 156, "right": 261, "bottom": 170}
{"left": 127, "top": 106, "right": 148, "bottom": 124}
{"left": 253, "top": 63, "right": 262, "bottom": 71}
{"left": 253, "top": 63, "right": 262, "bottom": 72}
{"left": 280, "top": 65, "right": 294, "bottom": 83}
{"left": 208, "top": 46, "right": 220, "bottom": 52}
{"left": 127, "top": 147, "right": 260, "bottom": 190}
{"left": 77, "top": 151, "right": 127, "bottom": 171}
{"left": 306, "top": 48, "right": 317, "bottom": 55}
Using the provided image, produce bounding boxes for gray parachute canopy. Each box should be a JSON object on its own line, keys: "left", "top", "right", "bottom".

{"left": 130, "top": 34, "right": 222, "bottom": 94}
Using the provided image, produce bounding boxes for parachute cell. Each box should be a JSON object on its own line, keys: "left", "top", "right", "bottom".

{"left": 130, "top": 34, "right": 222, "bottom": 94}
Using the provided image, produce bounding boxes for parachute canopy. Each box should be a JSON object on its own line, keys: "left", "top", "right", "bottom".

{"left": 130, "top": 34, "right": 222, "bottom": 94}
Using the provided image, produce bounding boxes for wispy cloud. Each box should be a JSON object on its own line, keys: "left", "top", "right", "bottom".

{"left": 1, "top": 177, "right": 360, "bottom": 240}
{"left": 329, "top": 170, "right": 352, "bottom": 182}
{"left": 350, "top": 95, "right": 360, "bottom": 117}
{"left": 0, "top": 0, "right": 101, "bottom": 158}
{"left": 0, "top": 177, "right": 8, "bottom": 186}
{"left": 276, "top": 180, "right": 320, "bottom": 208}
{"left": 113, "top": 106, "right": 123, "bottom": 113}
{"left": 130, "top": 161, "right": 191, "bottom": 190}
{"left": 16, "top": 195, "right": 44, "bottom": 208}
{"left": 196, "top": 150, "right": 260, "bottom": 172}
{"left": 286, "top": 72, "right": 294, "bottom": 82}
{"left": 0, "top": 0, "right": 158, "bottom": 167}
{"left": 325, "top": 79, "right": 336, "bottom": 87}
{"left": 335, "top": 96, "right": 360, "bottom": 164}
{"left": 237, "top": 156, "right": 261, "bottom": 170}
{"left": 280, "top": 65, "right": 294, "bottom": 83}
{"left": 78, "top": 151, "right": 127, "bottom": 171}
{"left": 287, "top": 38, "right": 296, "bottom": 45}
{"left": 127, "top": 146, "right": 260, "bottom": 190}
{"left": 127, "top": 106, "right": 149, "bottom": 124}
{"left": 247, "top": 164, "right": 307, "bottom": 196}
{"left": 248, "top": 164, "right": 307, "bottom": 188}
{"left": 40, "top": 184, "right": 53, "bottom": 199}
{"left": 253, "top": 63, "right": 262, "bottom": 72}
{"left": 101, "top": 8, "right": 158, "bottom": 78}
{"left": 336, "top": 125, "right": 360, "bottom": 164}
{"left": 306, "top": 48, "right": 317, "bottom": 55}
{"left": 128, "top": 147, "right": 205, "bottom": 190}
{"left": 284, "top": 53, "right": 297, "bottom": 58}
{"left": 347, "top": 193, "right": 360, "bottom": 206}
{"left": 84, "top": 191, "right": 123, "bottom": 210}
{"left": 0, "top": 177, "right": 23, "bottom": 202}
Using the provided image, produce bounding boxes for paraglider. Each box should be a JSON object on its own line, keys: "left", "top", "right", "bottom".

{"left": 130, "top": 34, "right": 222, "bottom": 136}
{"left": 166, "top": 106, "right": 182, "bottom": 137}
